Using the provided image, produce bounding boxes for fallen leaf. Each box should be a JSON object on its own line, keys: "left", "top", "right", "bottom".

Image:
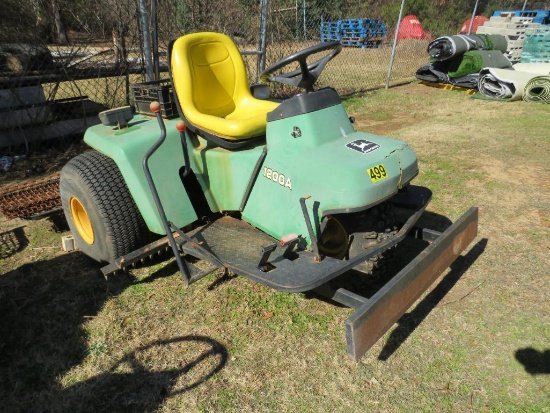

{"left": 262, "top": 312, "right": 274, "bottom": 321}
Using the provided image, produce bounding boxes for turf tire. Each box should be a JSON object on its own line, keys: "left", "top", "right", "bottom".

{"left": 346, "top": 202, "right": 398, "bottom": 277}
{"left": 60, "top": 150, "right": 150, "bottom": 263}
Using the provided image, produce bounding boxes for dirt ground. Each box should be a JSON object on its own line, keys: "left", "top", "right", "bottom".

{"left": 0, "top": 82, "right": 549, "bottom": 412}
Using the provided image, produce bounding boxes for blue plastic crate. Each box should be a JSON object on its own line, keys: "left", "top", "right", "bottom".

{"left": 367, "top": 31, "right": 386, "bottom": 39}
{"left": 364, "top": 40, "right": 382, "bottom": 49}
{"left": 321, "top": 22, "right": 340, "bottom": 30}
{"left": 341, "top": 29, "right": 368, "bottom": 36}
{"left": 321, "top": 34, "right": 340, "bottom": 42}
{"left": 519, "top": 10, "right": 550, "bottom": 19}
{"left": 340, "top": 38, "right": 382, "bottom": 49}
{"left": 321, "top": 28, "right": 340, "bottom": 35}
{"left": 320, "top": 18, "right": 387, "bottom": 45}
{"left": 341, "top": 19, "right": 364, "bottom": 25}
{"left": 340, "top": 41, "right": 365, "bottom": 48}
{"left": 492, "top": 9, "right": 550, "bottom": 24}
{"left": 521, "top": 28, "right": 550, "bottom": 61}
{"left": 340, "top": 24, "right": 364, "bottom": 31}
{"left": 366, "top": 19, "right": 384, "bottom": 29}
{"left": 520, "top": 53, "right": 550, "bottom": 63}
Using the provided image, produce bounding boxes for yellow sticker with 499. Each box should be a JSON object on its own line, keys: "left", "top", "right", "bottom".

{"left": 368, "top": 164, "right": 388, "bottom": 183}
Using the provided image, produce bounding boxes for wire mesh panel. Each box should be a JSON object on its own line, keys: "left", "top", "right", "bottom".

{"left": 265, "top": 0, "right": 396, "bottom": 95}
{"left": 0, "top": 0, "right": 147, "bottom": 153}
{"left": 0, "top": 0, "right": 269, "bottom": 155}
{"left": 1, "top": 0, "right": 549, "bottom": 154}
{"left": 263, "top": 0, "right": 549, "bottom": 94}
{"left": 264, "top": 0, "right": 435, "bottom": 95}
{"left": 157, "top": 0, "right": 264, "bottom": 84}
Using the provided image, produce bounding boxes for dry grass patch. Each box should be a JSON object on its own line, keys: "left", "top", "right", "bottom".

{"left": 1, "top": 82, "right": 549, "bottom": 412}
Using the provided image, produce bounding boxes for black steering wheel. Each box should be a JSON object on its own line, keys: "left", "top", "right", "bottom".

{"left": 260, "top": 42, "right": 342, "bottom": 92}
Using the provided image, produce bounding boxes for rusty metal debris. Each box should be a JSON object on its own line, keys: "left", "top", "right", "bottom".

{"left": 0, "top": 174, "right": 61, "bottom": 219}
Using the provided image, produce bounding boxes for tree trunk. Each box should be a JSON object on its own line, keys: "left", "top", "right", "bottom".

{"left": 51, "top": 0, "right": 68, "bottom": 44}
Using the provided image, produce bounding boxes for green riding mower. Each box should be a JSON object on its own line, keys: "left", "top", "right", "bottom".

{"left": 60, "top": 32, "right": 478, "bottom": 361}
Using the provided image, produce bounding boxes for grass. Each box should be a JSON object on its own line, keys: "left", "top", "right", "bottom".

{"left": 316, "top": 40, "right": 430, "bottom": 92}
{"left": 1, "top": 82, "right": 549, "bottom": 412}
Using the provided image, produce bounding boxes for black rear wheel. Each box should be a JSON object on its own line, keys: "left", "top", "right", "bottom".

{"left": 60, "top": 151, "right": 151, "bottom": 263}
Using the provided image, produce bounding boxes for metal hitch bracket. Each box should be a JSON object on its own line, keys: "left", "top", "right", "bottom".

{"left": 345, "top": 206, "right": 478, "bottom": 361}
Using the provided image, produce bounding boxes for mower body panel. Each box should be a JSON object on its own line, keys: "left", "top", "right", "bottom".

{"left": 84, "top": 116, "right": 267, "bottom": 234}
{"left": 85, "top": 94, "right": 418, "bottom": 244}
{"left": 191, "top": 139, "right": 265, "bottom": 212}
{"left": 83, "top": 116, "right": 199, "bottom": 234}
{"left": 242, "top": 100, "right": 418, "bottom": 245}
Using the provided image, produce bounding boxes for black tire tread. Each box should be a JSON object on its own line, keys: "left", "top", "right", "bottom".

{"left": 60, "top": 151, "right": 150, "bottom": 262}
{"left": 347, "top": 202, "right": 398, "bottom": 277}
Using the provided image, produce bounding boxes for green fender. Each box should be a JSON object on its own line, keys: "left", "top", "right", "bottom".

{"left": 242, "top": 103, "right": 418, "bottom": 246}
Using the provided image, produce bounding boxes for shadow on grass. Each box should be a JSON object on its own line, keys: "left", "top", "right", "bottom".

{"left": 60, "top": 335, "right": 228, "bottom": 411}
{"left": 134, "top": 258, "right": 232, "bottom": 290}
{"left": 0, "top": 226, "right": 28, "bottom": 259}
{"left": 515, "top": 348, "right": 550, "bottom": 375}
{"left": 377, "top": 237, "right": 488, "bottom": 360}
{"left": 45, "top": 210, "right": 70, "bottom": 233}
{"left": 0, "top": 252, "right": 227, "bottom": 413}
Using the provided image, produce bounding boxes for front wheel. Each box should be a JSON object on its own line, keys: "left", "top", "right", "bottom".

{"left": 60, "top": 151, "right": 151, "bottom": 263}
{"left": 347, "top": 202, "right": 398, "bottom": 276}
{"left": 318, "top": 202, "right": 397, "bottom": 277}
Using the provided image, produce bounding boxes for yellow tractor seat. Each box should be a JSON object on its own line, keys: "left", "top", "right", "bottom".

{"left": 170, "top": 32, "right": 279, "bottom": 143}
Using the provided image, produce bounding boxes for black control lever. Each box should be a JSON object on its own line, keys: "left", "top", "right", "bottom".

{"left": 143, "top": 101, "right": 192, "bottom": 284}
{"left": 176, "top": 120, "right": 191, "bottom": 178}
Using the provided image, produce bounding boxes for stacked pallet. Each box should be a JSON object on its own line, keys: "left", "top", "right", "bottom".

{"left": 476, "top": 12, "right": 542, "bottom": 63}
{"left": 521, "top": 27, "right": 550, "bottom": 63}
{"left": 492, "top": 9, "right": 550, "bottom": 25}
{"left": 320, "top": 21, "right": 340, "bottom": 42}
{"left": 320, "top": 19, "right": 386, "bottom": 49}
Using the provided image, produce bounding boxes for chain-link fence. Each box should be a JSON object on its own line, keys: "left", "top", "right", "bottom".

{"left": 1, "top": 0, "right": 548, "bottom": 152}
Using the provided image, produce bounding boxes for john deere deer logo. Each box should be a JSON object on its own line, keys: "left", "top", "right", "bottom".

{"left": 346, "top": 139, "right": 380, "bottom": 154}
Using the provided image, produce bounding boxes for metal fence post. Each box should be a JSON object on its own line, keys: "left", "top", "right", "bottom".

{"left": 385, "top": 0, "right": 406, "bottom": 89}
{"left": 258, "top": 0, "right": 269, "bottom": 77}
{"left": 467, "top": 0, "right": 480, "bottom": 35}
{"left": 151, "top": 0, "right": 160, "bottom": 81}
{"left": 138, "top": 0, "right": 154, "bottom": 82}
{"left": 303, "top": 0, "right": 307, "bottom": 40}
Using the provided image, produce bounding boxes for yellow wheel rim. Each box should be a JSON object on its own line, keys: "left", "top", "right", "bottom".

{"left": 70, "top": 197, "right": 94, "bottom": 245}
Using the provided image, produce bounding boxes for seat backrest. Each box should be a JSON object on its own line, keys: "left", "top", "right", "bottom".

{"left": 171, "top": 32, "right": 252, "bottom": 120}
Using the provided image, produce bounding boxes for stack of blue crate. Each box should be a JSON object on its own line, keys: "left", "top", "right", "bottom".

{"left": 492, "top": 10, "right": 550, "bottom": 25}
{"left": 320, "top": 19, "right": 387, "bottom": 48}
{"left": 320, "top": 21, "right": 340, "bottom": 42}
